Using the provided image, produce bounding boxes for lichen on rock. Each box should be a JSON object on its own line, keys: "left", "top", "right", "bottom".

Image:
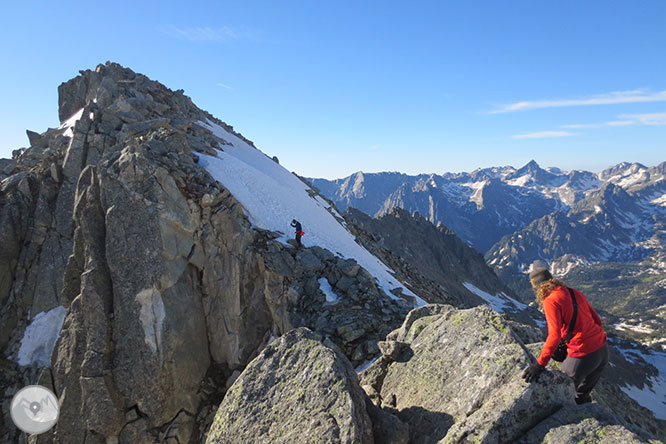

{"left": 205, "top": 327, "right": 374, "bottom": 444}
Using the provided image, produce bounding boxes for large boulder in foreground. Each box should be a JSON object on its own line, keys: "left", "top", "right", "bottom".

{"left": 369, "top": 304, "right": 575, "bottom": 443}
{"left": 361, "top": 304, "right": 574, "bottom": 444}
{"left": 360, "top": 304, "right": 662, "bottom": 444}
{"left": 205, "top": 327, "right": 374, "bottom": 444}
{"left": 519, "top": 403, "right": 655, "bottom": 444}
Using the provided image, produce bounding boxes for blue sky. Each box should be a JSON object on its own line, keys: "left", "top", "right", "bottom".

{"left": 1, "top": 1, "right": 664, "bottom": 179}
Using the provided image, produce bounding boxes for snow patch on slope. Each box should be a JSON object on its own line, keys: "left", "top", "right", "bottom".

{"left": 604, "top": 166, "right": 649, "bottom": 189}
{"left": 462, "top": 181, "right": 487, "bottom": 209}
{"left": 613, "top": 322, "right": 654, "bottom": 334}
{"left": 17, "top": 306, "right": 66, "bottom": 367}
{"left": 506, "top": 174, "right": 531, "bottom": 187}
{"left": 59, "top": 108, "right": 84, "bottom": 138}
{"left": 651, "top": 193, "right": 666, "bottom": 207}
{"left": 197, "top": 119, "right": 425, "bottom": 305}
{"left": 463, "top": 282, "right": 528, "bottom": 313}
{"left": 319, "top": 278, "right": 341, "bottom": 305}
{"left": 617, "top": 346, "right": 666, "bottom": 420}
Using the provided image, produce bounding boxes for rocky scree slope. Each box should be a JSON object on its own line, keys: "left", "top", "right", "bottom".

{"left": 0, "top": 62, "right": 417, "bottom": 444}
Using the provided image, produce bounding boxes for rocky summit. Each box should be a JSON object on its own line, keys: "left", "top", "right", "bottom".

{"left": 0, "top": 63, "right": 664, "bottom": 443}
{"left": 0, "top": 62, "right": 409, "bottom": 443}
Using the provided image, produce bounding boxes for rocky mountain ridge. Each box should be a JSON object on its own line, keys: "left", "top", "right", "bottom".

{"left": 0, "top": 62, "right": 420, "bottom": 443}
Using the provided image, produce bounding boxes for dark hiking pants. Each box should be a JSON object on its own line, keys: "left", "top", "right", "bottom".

{"left": 561, "top": 343, "right": 609, "bottom": 404}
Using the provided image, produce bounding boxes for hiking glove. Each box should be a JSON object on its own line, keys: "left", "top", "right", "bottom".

{"left": 522, "top": 363, "right": 544, "bottom": 382}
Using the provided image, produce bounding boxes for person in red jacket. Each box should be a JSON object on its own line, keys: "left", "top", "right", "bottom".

{"left": 522, "top": 267, "right": 609, "bottom": 405}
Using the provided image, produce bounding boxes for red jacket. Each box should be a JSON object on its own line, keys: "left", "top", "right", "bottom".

{"left": 537, "top": 286, "right": 607, "bottom": 367}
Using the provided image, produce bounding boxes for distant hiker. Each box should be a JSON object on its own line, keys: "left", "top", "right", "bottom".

{"left": 522, "top": 267, "right": 608, "bottom": 405}
{"left": 290, "top": 219, "right": 304, "bottom": 247}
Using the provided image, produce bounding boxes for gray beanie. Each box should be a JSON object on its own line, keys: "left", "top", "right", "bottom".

{"left": 529, "top": 267, "right": 552, "bottom": 286}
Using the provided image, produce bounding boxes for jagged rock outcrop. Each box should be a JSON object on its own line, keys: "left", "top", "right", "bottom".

{"left": 262, "top": 244, "right": 411, "bottom": 367}
{"left": 0, "top": 63, "right": 411, "bottom": 444}
{"left": 203, "top": 304, "right": 663, "bottom": 444}
{"left": 359, "top": 304, "right": 662, "bottom": 443}
{"left": 205, "top": 327, "right": 375, "bottom": 444}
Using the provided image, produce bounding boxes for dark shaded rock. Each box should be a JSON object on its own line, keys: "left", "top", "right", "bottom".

{"left": 205, "top": 328, "right": 374, "bottom": 444}
{"left": 338, "top": 323, "right": 367, "bottom": 343}
{"left": 365, "top": 399, "right": 409, "bottom": 444}
{"left": 295, "top": 249, "right": 323, "bottom": 271}
{"left": 336, "top": 275, "right": 356, "bottom": 292}
{"left": 340, "top": 258, "right": 361, "bottom": 277}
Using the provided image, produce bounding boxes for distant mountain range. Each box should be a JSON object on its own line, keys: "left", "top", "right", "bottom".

{"left": 308, "top": 160, "right": 666, "bottom": 349}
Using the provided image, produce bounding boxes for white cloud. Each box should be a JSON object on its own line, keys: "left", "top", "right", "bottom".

{"left": 562, "top": 112, "right": 666, "bottom": 129}
{"left": 216, "top": 82, "right": 235, "bottom": 90}
{"left": 511, "top": 131, "right": 575, "bottom": 139}
{"left": 369, "top": 145, "right": 380, "bottom": 150}
{"left": 618, "top": 112, "right": 666, "bottom": 126}
{"left": 166, "top": 25, "right": 254, "bottom": 42}
{"left": 562, "top": 121, "right": 634, "bottom": 129}
{"left": 491, "top": 90, "right": 666, "bottom": 114}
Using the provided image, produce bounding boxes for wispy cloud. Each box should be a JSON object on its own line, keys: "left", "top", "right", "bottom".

{"left": 216, "top": 82, "right": 235, "bottom": 90}
{"left": 562, "top": 121, "right": 633, "bottom": 129}
{"left": 511, "top": 131, "right": 575, "bottom": 139}
{"left": 369, "top": 145, "right": 380, "bottom": 150}
{"left": 165, "top": 25, "right": 255, "bottom": 42}
{"left": 619, "top": 112, "right": 666, "bottom": 126}
{"left": 490, "top": 90, "right": 666, "bottom": 114}
{"left": 562, "top": 112, "right": 666, "bottom": 129}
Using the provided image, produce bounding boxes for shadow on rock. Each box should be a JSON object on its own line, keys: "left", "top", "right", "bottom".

{"left": 394, "top": 346, "right": 414, "bottom": 363}
{"left": 396, "top": 406, "right": 454, "bottom": 444}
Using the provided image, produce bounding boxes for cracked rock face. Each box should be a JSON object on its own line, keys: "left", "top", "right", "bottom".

{"left": 205, "top": 328, "right": 374, "bottom": 444}
{"left": 0, "top": 62, "right": 412, "bottom": 444}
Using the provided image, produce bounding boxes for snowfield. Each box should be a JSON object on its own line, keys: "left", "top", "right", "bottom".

{"left": 17, "top": 306, "right": 66, "bottom": 367}
{"left": 197, "top": 119, "right": 425, "bottom": 306}
{"left": 616, "top": 344, "right": 666, "bottom": 420}
{"left": 651, "top": 193, "right": 666, "bottom": 207}
{"left": 462, "top": 282, "right": 528, "bottom": 313}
